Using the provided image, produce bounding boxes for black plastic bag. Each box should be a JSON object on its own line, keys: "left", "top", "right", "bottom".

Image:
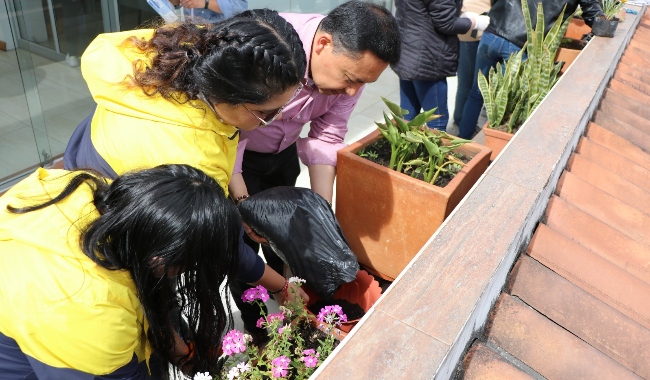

{"left": 238, "top": 187, "right": 359, "bottom": 299}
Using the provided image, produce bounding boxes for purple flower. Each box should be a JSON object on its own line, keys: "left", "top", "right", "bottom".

{"left": 271, "top": 355, "right": 290, "bottom": 377}
{"left": 241, "top": 285, "right": 270, "bottom": 303}
{"left": 221, "top": 330, "right": 247, "bottom": 356}
{"left": 267, "top": 312, "right": 285, "bottom": 323}
{"left": 317, "top": 305, "right": 348, "bottom": 326}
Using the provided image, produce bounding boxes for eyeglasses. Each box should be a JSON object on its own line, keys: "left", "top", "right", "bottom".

{"left": 242, "top": 79, "right": 306, "bottom": 127}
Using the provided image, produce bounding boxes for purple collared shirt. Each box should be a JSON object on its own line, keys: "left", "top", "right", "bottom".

{"left": 233, "top": 12, "right": 365, "bottom": 174}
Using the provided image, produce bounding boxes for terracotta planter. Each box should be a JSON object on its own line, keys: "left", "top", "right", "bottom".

{"left": 335, "top": 129, "right": 491, "bottom": 280}
{"left": 564, "top": 18, "right": 591, "bottom": 40}
{"left": 555, "top": 47, "right": 581, "bottom": 75}
{"left": 304, "top": 269, "right": 381, "bottom": 336}
{"left": 482, "top": 122, "right": 514, "bottom": 161}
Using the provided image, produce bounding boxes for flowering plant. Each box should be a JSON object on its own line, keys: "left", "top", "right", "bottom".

{"left": 194, "top": 277, "right": 346, "bottom": 380}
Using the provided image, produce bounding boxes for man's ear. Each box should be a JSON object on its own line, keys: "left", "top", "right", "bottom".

{"left": 313, "top": 32, "right": 334, "bottom": 55}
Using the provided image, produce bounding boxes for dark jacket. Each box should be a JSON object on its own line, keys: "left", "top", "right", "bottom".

{"left": 392, "top": 0, "right": 473, "bottom": 81}
{"left": 487, "top": 0, "right": 604, "bottom": 48}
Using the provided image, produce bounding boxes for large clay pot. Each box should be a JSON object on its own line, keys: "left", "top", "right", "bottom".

{"left": 564, "top": 18, "right": 591, "bottom": 40}
{"left": 304, "top": 269, "right": 382, "bottom": 336}
{"left": 482, "top": 122, "right": 514, "bottom": 161}
{"left": 335, "top": 130, "right": 491, "bottom": 280}
{"left": 555, "top": 47, "right": 581, "bottom": 75}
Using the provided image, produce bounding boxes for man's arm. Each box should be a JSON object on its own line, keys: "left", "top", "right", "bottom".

{"left": 308, "top": 164, "right": 336, "bottom": 203}
{"left": 577, "top": 0, "right": 605, "bottom": 27}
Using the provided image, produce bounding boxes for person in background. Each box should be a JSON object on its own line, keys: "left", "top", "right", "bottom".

{"left": 63, "top": 9, "right": 309, "bottom": 346}
{"left": 452, "top": 0, "right": 492, "bottom": 135}
{"left": 0, "top": 165, "right": 250, "bottom": 378}
{"left": 170, "top": 0, "right": 247, "bottom": 23}
{"left": 226, "top": 0, "right": 401, "bottom": 343}
{"left": 391, "top": 0, "right": 489, "bottom": 133}
{"left": 456, "top": 0, "right": 603, "bottom": 139}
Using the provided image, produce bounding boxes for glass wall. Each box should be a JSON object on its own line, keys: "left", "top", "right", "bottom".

{"left": 0, "top": 0, "right": 393, "bottom": 188}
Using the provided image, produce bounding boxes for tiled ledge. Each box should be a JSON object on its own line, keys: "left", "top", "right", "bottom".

{"left": 312, "top": 8, "right": 644, "bottom": 380}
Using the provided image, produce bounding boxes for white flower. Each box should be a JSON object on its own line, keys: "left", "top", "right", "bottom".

{"left": 243, "top": 333, "right": 253, "bottom": 342}
{"left": 236, "top": 362, "right": 251, "bottom": 373}
{"left": 288, "top": 276, "right": 306, "bottom": 284}
{"left": 193, "top": 372, "right": 213, "bottom": 380}
{"left": 227, "top": 367, "right": 240, "bottom": 380}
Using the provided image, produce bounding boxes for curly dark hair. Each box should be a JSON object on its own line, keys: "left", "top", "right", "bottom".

{"left": 126, "top": 9, "right": 307, "bottom": 106}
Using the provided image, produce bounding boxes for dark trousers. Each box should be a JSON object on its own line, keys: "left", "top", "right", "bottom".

{"left": 231, "top": 143, "right": 301, "bottom": 332}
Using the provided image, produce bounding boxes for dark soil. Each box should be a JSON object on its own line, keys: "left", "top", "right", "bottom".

{"left": 293, "top": 318, "right": 340, "bottom": 352}
{"left": 308, "top": 299, "right": 365, "bottom": 321}
{"left": 560, "top": 37, "right": 587, "bottom": 50}
{"left": 357, "top": 137, "right": 471, "bottom": 188}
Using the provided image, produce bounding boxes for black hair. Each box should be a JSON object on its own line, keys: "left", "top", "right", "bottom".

{"left": 319, "top": 1, "right": 401, "bottom": 66}
{"left": 128, "top": 9, "right": 307, "bottom": 105}
{"left": 8, "top": 164, "right": 240, "bottom": 376}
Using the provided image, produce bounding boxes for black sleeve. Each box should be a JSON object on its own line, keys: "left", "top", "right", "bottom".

{"left": 427, "top": 0, "right": 473, "bottom": 35}
{"left": 235, "top": 226, "right": 266, "bottom": 283}
{"left": 578, "top": 0, "right": 605, "bottom": 27}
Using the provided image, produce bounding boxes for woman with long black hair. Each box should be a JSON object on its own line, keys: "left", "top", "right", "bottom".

{"left": 0, "top": 165, "right": 248, "bottom": 378}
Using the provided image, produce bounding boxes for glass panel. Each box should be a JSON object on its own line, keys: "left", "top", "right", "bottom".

{"left": 116, "top": 0, "right": 158, "bottom": 30}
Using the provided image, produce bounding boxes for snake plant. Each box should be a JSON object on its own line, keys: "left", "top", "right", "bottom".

{"left": 478, "top": 0, "right": 570, "bottom": 133}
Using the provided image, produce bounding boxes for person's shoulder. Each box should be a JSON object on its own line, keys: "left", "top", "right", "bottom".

{"left": 280, "top": 12, "right": 325, "bottom": 26}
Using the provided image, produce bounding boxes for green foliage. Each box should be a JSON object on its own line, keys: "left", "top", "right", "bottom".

{"left": 601, "top": 0, "right": 626, "bottom": 20}
{"left": 370, "top": 97, "right": 471, "bottom": 185}
{"left": 479, "top": 0, "right": 571, "bottom": 133}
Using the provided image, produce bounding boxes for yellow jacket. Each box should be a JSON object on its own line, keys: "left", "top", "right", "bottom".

{"left": 82, "top": 30, "right": 238, "bottom": 195}
{"left": 0, "top": 168, "right": 149, "bottom": 375}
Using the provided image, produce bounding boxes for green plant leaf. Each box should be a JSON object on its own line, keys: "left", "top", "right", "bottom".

{"left": 381, "top": 97, "right": 408, "bottom": 117}
{"left": 408, "top": 108, "right": 438, "bottom": 127}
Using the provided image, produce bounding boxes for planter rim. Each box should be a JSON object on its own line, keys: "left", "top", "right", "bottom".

{"left": 483, "top": 126, "right": 515, "bottom": 140}
{"left": 338, "top": 129, "right": 492, "bottom": 195}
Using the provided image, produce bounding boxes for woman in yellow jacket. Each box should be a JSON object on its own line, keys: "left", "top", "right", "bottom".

{"left": 64, "top": 8, "right": 306, "bottom": 194}
{"left": 0, "top": 165, "right": 252, "bottom": 378}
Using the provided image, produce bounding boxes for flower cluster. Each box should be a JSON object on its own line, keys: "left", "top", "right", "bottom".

{"left": 221, "top": 330, "right": 249, "bottom": 356}
{"left": 196, "top": 277, "right": 343, "bottom": 380}
{"left": 299, "top": 349, "right": 319, "bottom": 368}
{"left": 316, "top": 305, "right": 348, "bottom": 326}
{"left": 241, "top": 285, "right": 270, "bottom": 303}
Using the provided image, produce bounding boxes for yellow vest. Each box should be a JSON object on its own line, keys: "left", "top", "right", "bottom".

{"left": 0, "top": 168, "right": 149, "bottom": 375}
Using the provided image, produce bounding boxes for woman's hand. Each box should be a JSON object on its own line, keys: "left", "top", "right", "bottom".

{"left": 273, "top": 282, "right": 309, "bottom": 306}
{"left": 243, "top": 222, "right": 268, "bottom": 245}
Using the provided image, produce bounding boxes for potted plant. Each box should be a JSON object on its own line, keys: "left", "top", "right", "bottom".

{"left": 592, "top": 0, "right": 626, "bottom": 37}
{"left": 335, "top": 98, "right": 491, "bottom": 280}
{"left": 479, "top": 0, "right": 567, "bottom": 160}
{"left": 205, "top": 278, "right": 346, "bottom": 380}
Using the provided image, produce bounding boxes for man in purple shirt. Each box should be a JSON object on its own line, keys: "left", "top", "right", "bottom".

{"left": 228, "top": 1, "right": 401, "bottom": 343}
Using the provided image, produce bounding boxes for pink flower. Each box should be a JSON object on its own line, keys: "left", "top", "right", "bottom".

{"left": 221, "top": 330, "right": 247, "bottom": 356}
{"left": 256, "top": 317, "right": 265, "bottom": 329}
{"left": 241, "top": 285, "right": 270, "bottom": 303}
{"left": 267, "top": 313, "right": 285, "bottom": 323}
{"left": 317, "top": 305, "right": 348, "bottom": 326}
{"left": 271, "top": 355, "right": 290, "bottom": 378}
{"left": 302, "top": 355, "right": 319, "bottom": 368}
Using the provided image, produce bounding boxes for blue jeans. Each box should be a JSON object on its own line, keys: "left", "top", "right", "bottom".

{"left": 454, "top": 41, "right": 480, "bottom": 126}
{"left": 399, "top": 78, "right": 448, "bottom": 131}
{"left": 457, "top": 32, "right": 523, "bottom": 139}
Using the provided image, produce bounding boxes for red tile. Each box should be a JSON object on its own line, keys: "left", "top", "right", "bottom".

{"left": 609, "top": 78, "right": 650, "bottom": 106}
{"left": 600, "top": 90, "right": 650, "bottom": 124}
{"left": 527, "top": 222, "right": 650, "bottom": 330}
{"left": 567, "top": 153, "right": 650, "bottom": 216}
{"left": 615, "top": 61, "right": 650, "bottom": 84}
{"left": 508, "top": 256, "right": 650, "bottom": 378}
{"left": 486, "top": 294, "right": 642, "bottom": 380}
{"left": 608, "top": 73, "right": 650, "bottom": 106}
{"left": 621, "top": 47, "right": 650, "bottom": 67}
{"left": 462, "top": 342, "right": 535, "bottom": 380}
{"left": 575, "top": 138, "right": 650, "bottom": 192}
{"left": 592, "top": 112, "right": 650, "bottom": 153}
{"left": 586, "top": 122, "right": 650, "bottom": 170}
{"left": 545, "top": 195, "right": 650, "bottom": 286}
{"left": 556, "top": 171, "right": 650, "bottom": 246}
